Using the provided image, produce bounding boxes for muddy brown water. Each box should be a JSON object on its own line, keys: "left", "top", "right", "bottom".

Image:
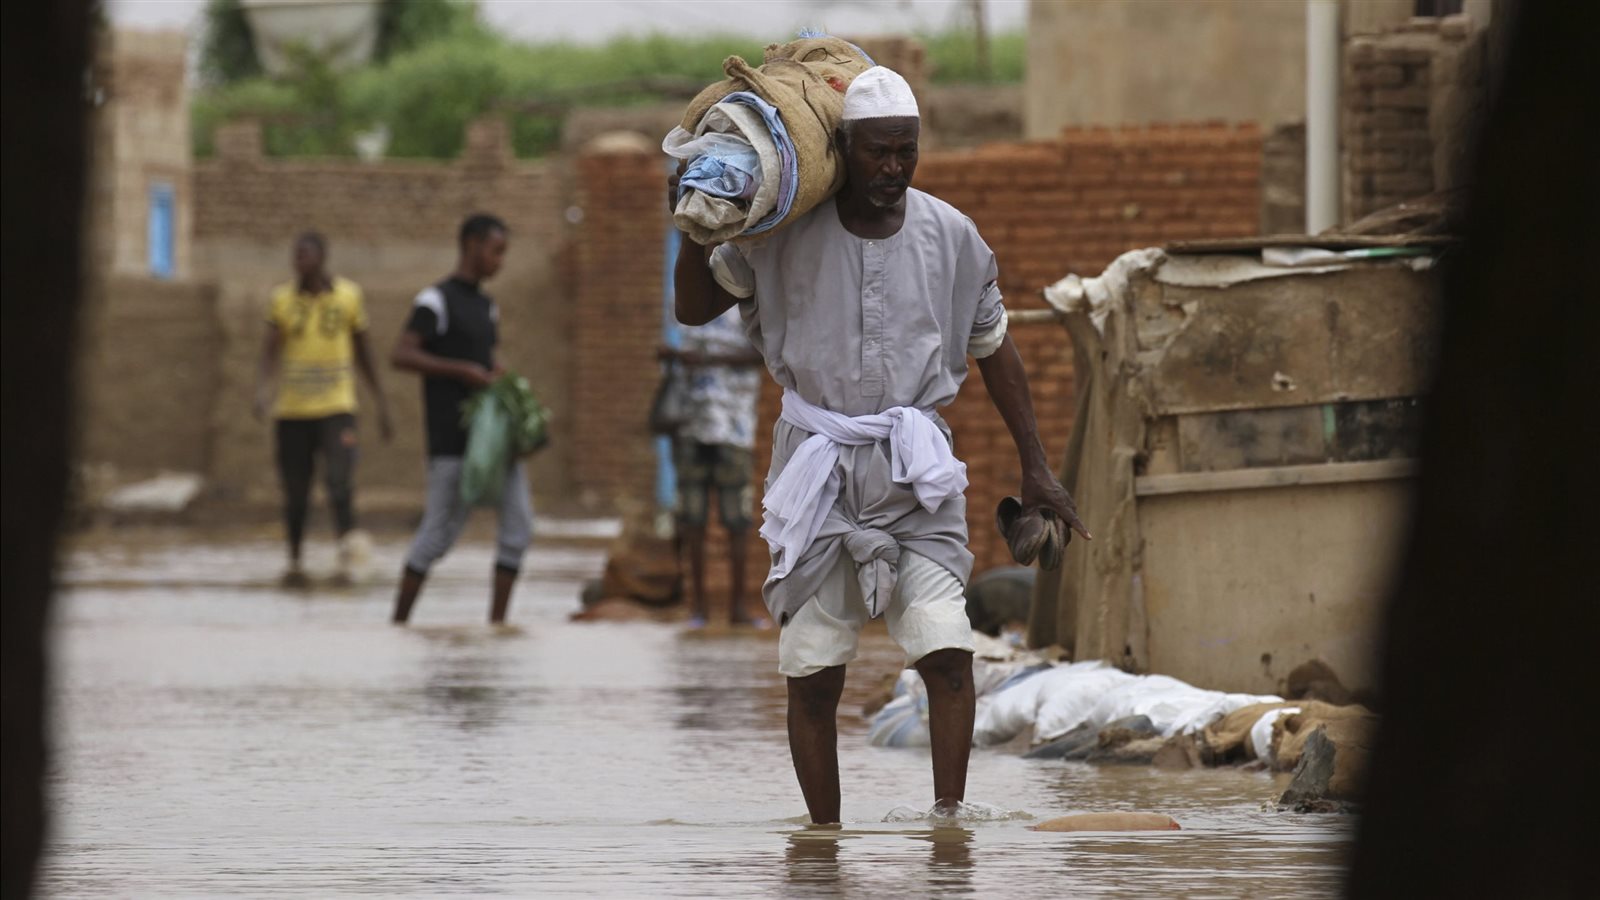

{"left": 42, "top": 535, "right": 1351, "bottom": 897}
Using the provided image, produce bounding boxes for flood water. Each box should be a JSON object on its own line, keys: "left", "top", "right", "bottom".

{"left": 42, "top": 533, "right": 1352, "bottom": 897}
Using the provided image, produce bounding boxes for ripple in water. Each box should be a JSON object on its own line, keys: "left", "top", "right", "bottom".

{"left": 882, "top": 800, "right": 1035, "bottom": 823}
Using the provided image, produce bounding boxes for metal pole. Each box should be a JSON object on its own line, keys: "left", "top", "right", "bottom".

{"left": 1306, "top": 0, "right": 1341, "bottom": 234}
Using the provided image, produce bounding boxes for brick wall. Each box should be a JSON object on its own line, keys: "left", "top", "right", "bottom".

{"left": 569, "top": 148, "right": 669, "bottom": 513}
{"left": 1261, "top": 121, "right": 1307, "bottom": 234}
{"left": 572, "top": 124, "right": 1262, "bottom": 614}
{"left": 1343, "top": 38, "right": 1435, "bottom": 220}
{"left": 1342, "top": 18, "right": 1488, "bottom": 221}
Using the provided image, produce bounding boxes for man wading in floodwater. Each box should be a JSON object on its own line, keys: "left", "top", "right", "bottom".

{"left": 254, "top": 232, "right": 392, "bottom": 585}
{"left": 671, "top": 67, "right": 1088, "bottom": 823}
{"left": 389, "top": 214, "right": 533, "bottom": 625}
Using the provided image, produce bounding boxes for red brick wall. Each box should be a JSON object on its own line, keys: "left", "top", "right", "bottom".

{"left": 570, "top": 149, "right": 670, "bottom": 513}
{"left": 573, "top": 123, "right": 1262, "bottom": 615}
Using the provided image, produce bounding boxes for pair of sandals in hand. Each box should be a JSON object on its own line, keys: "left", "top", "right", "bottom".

{"left": 995, "top": 496, "right": 1072, "bottom": 571}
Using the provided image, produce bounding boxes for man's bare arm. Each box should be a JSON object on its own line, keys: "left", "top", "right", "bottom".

{"left": 253, "top": 326, "right": 282, "bottom": 422}
{"left": 667, "top": 167, "right": 741, "bottom": 326}
{"left": 390, "top": 329, "right": 496, "bottom": 389}
{"left": 975, "top": 333, "right": 1090, "bottom": 540}
{"left": 351, "top": 330, "right": 393, "bottom": 441}
{"left": 673, "top": 236, "right": 741, "bottom": 327}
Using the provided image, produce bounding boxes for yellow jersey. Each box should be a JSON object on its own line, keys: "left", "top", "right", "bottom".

{"left": 267, "top": 276, "right": 369, "bottom": 419}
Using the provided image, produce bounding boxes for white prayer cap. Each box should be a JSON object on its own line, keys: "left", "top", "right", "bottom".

{"left": 841, "top": 66, "right": 919, "bottom": 122}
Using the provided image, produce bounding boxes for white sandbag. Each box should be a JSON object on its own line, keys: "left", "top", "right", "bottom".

{"left": 1249, "top": 706, "right": 1300, "bottom": 763}
{"left": 1063, "top": 674, "right": 1282, "bottom": 740}
{"left": 1030, "top": 663, "right": 1140, "bottom": 743}
{"left": 871, "top": 656, "right": 1035, "bottom": 749}
{"left": 971, "top": 664, "right": 1054, "bottom": 747}
{"left": 867, "top": 670, "right": 929, "bottom": 748}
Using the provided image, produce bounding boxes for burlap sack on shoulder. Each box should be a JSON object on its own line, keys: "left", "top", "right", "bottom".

{"left": 679, "top": 37, "right": 874, "bottom": 242}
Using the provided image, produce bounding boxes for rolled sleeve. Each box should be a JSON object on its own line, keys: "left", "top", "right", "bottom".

{"left": 710, "top": 243, "right": 756, "bottom": 299}
{"left": 968, "top": 291, "right": 1008, "bottom": 359}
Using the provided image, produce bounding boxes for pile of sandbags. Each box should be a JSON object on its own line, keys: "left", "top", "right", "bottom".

{"left": 868, "top": 658, "right": 1282, "bottom": 750}
{"left": 664, "top": 35, "right": 874, "bottom": 244}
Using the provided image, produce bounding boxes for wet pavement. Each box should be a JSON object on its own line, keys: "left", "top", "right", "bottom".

{"left": 42, "top": 533, "right": 1351, "bottom": 897}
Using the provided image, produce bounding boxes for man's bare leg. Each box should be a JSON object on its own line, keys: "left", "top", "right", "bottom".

{"left": 681, "top": 521, "right": 708, "bottom": 622}
{"left": 916, "top": 648, "right": 975, "bottom": 811}
{"left": 490, "top": 565, "right": 516, "bottom": 624}
{"left": 788, "top": 665, "right": 846, "bottom": 824}
{"left": 392, "top": 566, "right": 425, "bottom": 624}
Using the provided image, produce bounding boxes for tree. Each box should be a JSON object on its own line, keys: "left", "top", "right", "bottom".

{"left": 199, "top": 0, "right": 260, "bottom": 86}
{"left": 199, "top": 0, "right": 476, "bottom": 87}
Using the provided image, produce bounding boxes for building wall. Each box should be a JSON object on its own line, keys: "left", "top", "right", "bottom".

{"left": 187, "top": 118, "right": 577, "bottom": 508}
{"left": 569, "top": 147, "right": 670, "bottom": 515}
{"left": 570, "top": 124, "right": 1263, "bottom": 610}
{"left": 78, "top": 277, "right": 221, "bottom": 476}
{"left": 89, "top": 29, "right": 192, "bottom": 281}
{"left": 1024, "top": 0, "right": 1306, "bottom": 138}
{"left": 1342, "top": 18, "right": 1489, "bottom": 221}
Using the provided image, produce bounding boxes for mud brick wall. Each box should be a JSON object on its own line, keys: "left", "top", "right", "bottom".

{"left": 1342, "top": 19, "right": 1488, "bottom": 223}
{"left": 572, "top": 124, "right": 1262, "bottom": 613}
{"left": 78, "top": 276, "right": 222, "bottom": 476}
{"left": 1343, "top": 39, "right": 1435, "bottom": 221}
{"left": 1261, "top": 121, "right": 1307, "bottom": 234}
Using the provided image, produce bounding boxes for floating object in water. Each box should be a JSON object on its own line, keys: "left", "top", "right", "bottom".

{"left": 1031, "top": 812, "right": 1180, "bottom": 833}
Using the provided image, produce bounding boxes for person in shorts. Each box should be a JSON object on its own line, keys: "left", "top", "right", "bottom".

{"left": 660, "top": 305, "right": 765, "bottom": 628}
{"left": 669, "top": 68, "right": 1088, "bottom": 824}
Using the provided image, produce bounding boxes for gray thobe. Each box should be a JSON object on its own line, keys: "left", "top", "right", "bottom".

{"left": 712, "top": 188, "right": 1007, "bottom": 624}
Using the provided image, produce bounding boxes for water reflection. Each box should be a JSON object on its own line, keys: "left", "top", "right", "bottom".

{"left": 918, "top": 826, "right": 976, "bottom": 894}
{"left": 784, "top": 826, "right": 848, "bottom": 891}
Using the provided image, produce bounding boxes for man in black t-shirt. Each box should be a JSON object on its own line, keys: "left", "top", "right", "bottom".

{"left": 389, "top": 213, "right": 532, "bottom": 624}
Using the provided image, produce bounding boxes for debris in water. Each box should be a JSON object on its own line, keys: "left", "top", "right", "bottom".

{"left": 1031, "top": 812, "right": 1181, "bottom": 833}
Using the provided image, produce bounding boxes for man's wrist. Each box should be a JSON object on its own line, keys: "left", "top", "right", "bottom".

{"left": 1017, "top": 439, "right": 1050, "bottom": 474}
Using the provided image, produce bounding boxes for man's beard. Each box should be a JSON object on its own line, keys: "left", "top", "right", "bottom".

{"left": 867, "top": 180, "right": 908, "bottom": 209}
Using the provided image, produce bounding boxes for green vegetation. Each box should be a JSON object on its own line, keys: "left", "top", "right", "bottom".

{"left": 198, "top": 0, "right": 478, "bottom": 86}
{"left": 192, "top": 6, "right": 1025, "bottom": 161}
{"left": 920, "top": 30, "right": 1026, "bottom": 85}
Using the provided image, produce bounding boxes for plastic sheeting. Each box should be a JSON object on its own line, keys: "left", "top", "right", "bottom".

{"left": 664, "top": 92, "right": 797, "bottom": 245}
{"left": 869, "top": 654, "right": 1282, "bottom": 749}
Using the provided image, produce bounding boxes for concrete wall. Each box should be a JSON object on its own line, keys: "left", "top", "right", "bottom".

{"left": 188, "top": 118, "right": 577, "bottom": 509}
{"left": 1024, "top": 0, "right": 1306, "bottom": 138}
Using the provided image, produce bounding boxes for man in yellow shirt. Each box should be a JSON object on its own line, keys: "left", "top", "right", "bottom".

{"left": 254, "top": 232, "right": 392, "bottom": 585}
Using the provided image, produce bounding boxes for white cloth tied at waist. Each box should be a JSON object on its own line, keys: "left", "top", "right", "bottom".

{"left": 761, "top": 389, "right": 968, "bottom": 615}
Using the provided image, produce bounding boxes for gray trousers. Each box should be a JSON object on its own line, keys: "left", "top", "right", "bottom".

{"left": 405, "top": 456, "right": 534, "bottom": 573}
